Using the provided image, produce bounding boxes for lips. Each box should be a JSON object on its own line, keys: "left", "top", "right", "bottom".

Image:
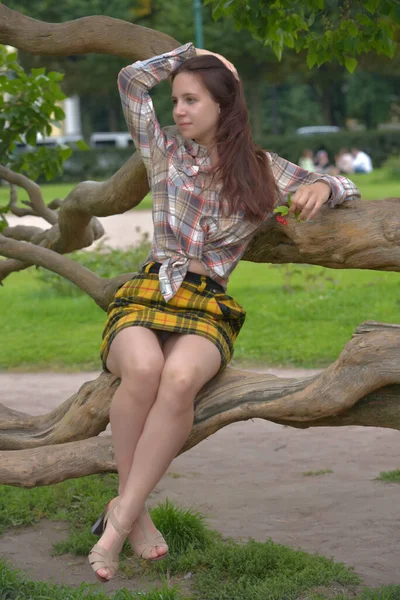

{"left": 179, "top": 123, "right": 191, "bottom": 127}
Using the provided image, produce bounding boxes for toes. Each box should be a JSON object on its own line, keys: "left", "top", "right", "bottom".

{"left": 97, "top": 568, "right": 111, "bottom": 580}
{"left": 156, "top": 545, "right": 168, "bottom": 557}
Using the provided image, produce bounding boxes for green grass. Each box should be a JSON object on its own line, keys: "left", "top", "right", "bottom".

{"left": 302, "top": 469, "right": 333, "bottom": 477}
{"left": 0, "top": 561, "right": 184, "bottom": 600}
{"left": 0, "top": 182, "right": 153, "bottom": 211}
{"left": 350, "top": 168, "right": 399, "bottom": 200}
{"left": 1, "top": 262, "right": 398, "bottom": 370}
{"left": 0, "top": 476, "right": 362, "bottom": 599}
{"left": 376, "top": 469, "right": 400, "bottom": 483}
{"left": 3, "top": 477, "right": 400, "bottom": 599}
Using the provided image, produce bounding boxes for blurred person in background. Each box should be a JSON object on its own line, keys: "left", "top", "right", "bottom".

{"left": 352, "top": 147, "right": 373, "bottom": 174}
{"left": 298, "top": 148, "right": 316, "bottom": 171}
{"left": 335, "top": 148, "right": 354, "bottom": 174}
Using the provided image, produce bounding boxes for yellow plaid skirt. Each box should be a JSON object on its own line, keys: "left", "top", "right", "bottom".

{"left": 100, "top": 264, "right": 246, "bottom": 371}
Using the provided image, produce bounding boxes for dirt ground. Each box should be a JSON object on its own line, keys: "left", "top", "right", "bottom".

{"left": 1, "top": 369, "right": 400, "bottom": 593}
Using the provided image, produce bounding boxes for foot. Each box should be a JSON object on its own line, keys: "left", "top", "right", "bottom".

{"left": 89, "top": 502, "right": 133, "bottom": 582}
{"left": 129, "top": 507, "right": 169, "bottom": 561}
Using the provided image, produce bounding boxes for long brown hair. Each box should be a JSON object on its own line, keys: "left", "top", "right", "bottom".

{"left": 172, "top": 55, "right": 278, "bottom": 222}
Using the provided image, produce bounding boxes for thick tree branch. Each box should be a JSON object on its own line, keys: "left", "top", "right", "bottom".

{"left": 0, "top": 235, "right": 132, "bottom": 308}
{"left": 2, "top": 225, "right": 44, "bottom": 242}
{"left": 244, "top": 198, "right": 400, "bottom": 270}
{"left": 0, "top": 4, "right": 179, "bottom": 60}
{"left": 1, "top": 322, "right": 400, "bottom": 486}
{"left": 9, "top": 184, "right": 35, "bottom": 217}
{"left": 0, "top": 165, "right": 58, "bottom": 225}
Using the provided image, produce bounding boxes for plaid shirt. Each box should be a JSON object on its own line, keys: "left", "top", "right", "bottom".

{"left": 118, "top": 43, "right": 361, "bottom": 302}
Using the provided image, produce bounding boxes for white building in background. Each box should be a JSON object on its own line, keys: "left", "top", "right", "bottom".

{"left": 51, "top": 95, "right": 82, "bottom": 140}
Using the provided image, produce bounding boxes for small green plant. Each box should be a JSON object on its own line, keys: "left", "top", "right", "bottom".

{"left": 302, "top": 469, "right": 334, "bottom": 477}
{"left": 376, "top": 469, "right": 400, "bottom": 483}
{"left": 35, "top": 234, "right": 151, "bottom": 297}
{"left": 150, "top": 498, "right": 214, "bottom": 556}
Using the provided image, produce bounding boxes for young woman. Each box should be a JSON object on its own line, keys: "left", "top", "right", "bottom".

{"left": 89, "top": 43, "right": 361, "bottom": 582}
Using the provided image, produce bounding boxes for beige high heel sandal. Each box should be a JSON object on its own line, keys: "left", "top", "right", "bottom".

{"left": 91, "top": 497, "right": 168, "bottom": 562}
{"left": 129, "top": 513, "right": 169, "bottom": 561}
{"left": 88, "top": 502, "right": 132, "bottom": 583}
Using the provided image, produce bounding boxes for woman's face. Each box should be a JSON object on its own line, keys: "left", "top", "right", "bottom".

{"left": 172, "top": 72, "right": 220, "bottom": 147}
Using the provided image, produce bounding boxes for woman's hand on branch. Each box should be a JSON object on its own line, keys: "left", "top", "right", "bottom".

{"left": 195, "top": 48, "right": 239, "bottom": 79}
{"left": 288, "top": 181, "right": 331, "bottom": 222}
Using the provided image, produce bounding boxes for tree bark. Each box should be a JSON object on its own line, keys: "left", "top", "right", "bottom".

{"left": 1, "top": 322, "right": 400, "bottom": 487}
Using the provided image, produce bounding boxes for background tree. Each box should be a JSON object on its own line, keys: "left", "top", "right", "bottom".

{"left": 0, "top": 4, "right": 399, "bottom": 487}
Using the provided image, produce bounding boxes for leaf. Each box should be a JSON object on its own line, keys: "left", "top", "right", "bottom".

{"left": 75, "top": 139, "right": 89, "bottom": 151}
{"left": 273, "top": 205, "right": 289, "bottom": 215}
{"left": 53, "top": 106, "right": 65, "bottom": 121}
{"left": 0, "top": 214, "right": 9, "bottom": 233}
{"left": 344, "top": 57, "right": 358, "bottom": 73}
{"left": 59, "top": 147, "right": 73, "bottom": 161}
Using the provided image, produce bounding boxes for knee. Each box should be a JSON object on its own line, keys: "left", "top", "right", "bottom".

{"left": 160, "top": 366, "right": 200, "bottom": 411}
{"left": 120, "top": 355, "right": 164, "bottom": 393}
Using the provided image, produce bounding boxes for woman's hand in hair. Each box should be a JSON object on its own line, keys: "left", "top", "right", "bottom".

{"left": 195, "top": 48, "right": 239, "bottom": 79}
{"left": 288, "top": 181, "right": 331, "bottom": 222}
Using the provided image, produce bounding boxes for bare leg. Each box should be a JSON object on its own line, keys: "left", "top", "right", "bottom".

{"left": 95, "top": 334, "right": 221, "bottom": 580}
{"left": 106, "top": 327, "right": 165, "bottom": 493}
{"left": 105, "top": 327, "right": 167, "bottom": 560}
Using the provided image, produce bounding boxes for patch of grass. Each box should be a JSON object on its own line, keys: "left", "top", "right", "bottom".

{"left": 0, "top": 474, "right": 119, "bottom": 536}
{"left": 375, "top": 469, "right": 400, "bottom": 483}
{"left": 302, "top": 469, "right": 333, "bottom": 477}
{"left": 151, "top": 499, "right": 215, "bottom": 556}
{"left": 350, "top": 168, "right": 399, "bottom": 201}
{"left": 228, "top": 263, "right": 399, "bottom": 368}
{"left": 0, "top": 560, "right": 185, "bottom": 599}
{"left": 185, "top": 538, "right": 360, "bottom": 600}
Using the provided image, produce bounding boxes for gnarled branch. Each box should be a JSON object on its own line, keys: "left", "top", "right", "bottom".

{"left": 1, "top": 322, "right": 400, "bottom": 487}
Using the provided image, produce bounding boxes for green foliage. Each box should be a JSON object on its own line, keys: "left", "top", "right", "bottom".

{"left": 150, "top": 499, "right": 214, "bottom": 556}
{"left": 302, "top": 469, "right": 333, "bottom": 476}
{"left": 382, "top": 154, "right": 400, "bottom": 178}
{"left": 36, "top": 236, "right": 151, "bottom": 297}
{"left": 0, "top": 560, "right": 184, "bottom": 599}
{"left": 376, "top": 469, "right": 400, "bottom": 483}
{"left": 0, "top": 45, "right": 74, "bottom": 184}
{"left": 207, "top": 0, "right": 398, "bottom": 69}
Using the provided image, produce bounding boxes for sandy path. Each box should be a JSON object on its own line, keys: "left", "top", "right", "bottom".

{"left": 2, "top": 370, "right": 400, "bottom": 590}
{"left": 7, "top": 211, "right": 154, "bottom": 248}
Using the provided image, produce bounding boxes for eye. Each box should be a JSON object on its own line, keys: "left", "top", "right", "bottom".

{"left": 186, "top": 97, "right": 196, "bottom": 104}
{"left": 171, "top": 98, "right": 177, "bottom": 105}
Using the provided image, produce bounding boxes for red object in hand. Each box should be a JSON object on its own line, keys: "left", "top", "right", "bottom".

{"left": 276, "top": 215, "right": 288, "bottom": 225}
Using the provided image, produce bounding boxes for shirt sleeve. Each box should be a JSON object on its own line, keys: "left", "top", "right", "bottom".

{"left": 117, "top": 42, "right": 196, "bottom": 180}
{"left": 268, "top": 152, "right": 361, "bottom": 207}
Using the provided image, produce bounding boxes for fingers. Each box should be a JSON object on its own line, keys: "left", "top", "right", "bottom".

{"left": 288, "top": 187, "right": 325, "bottom": 221}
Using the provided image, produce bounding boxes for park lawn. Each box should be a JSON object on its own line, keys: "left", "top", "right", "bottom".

{"left": 0, "top": 168, "right": 397, "bottom": 213}
{"left": 1, "top": 262, "right": 398, "bottom": 370}
{"left": 350, "top": 168, "right": 399, "bottom": 200}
